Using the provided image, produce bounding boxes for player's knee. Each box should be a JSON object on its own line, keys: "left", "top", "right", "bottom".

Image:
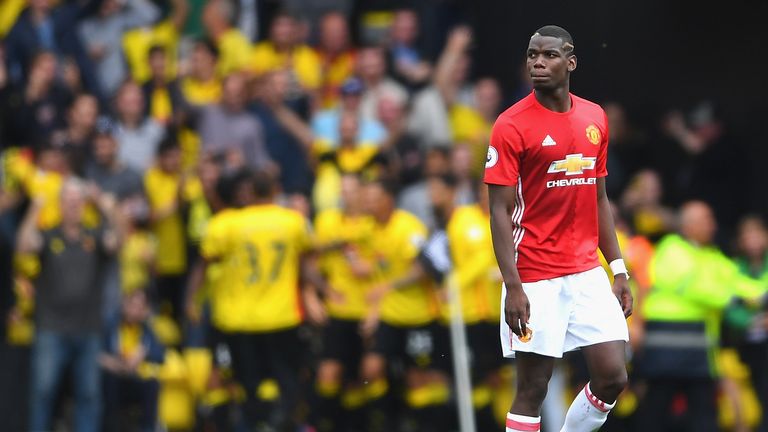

{"left": 361, "top": 353, "right": 385, "bottom": 382}
{"left": 516, "top": 374, "right": 550, "bottom": 406}
{"left": 316, "top": 361, "right": 343, "bottom": 397}
{"left": 592, "top": 368, "right": 628, "bottom": 401}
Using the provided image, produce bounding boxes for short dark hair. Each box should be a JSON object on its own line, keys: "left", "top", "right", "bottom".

{"left": 252, "top": 169, "right": 276, "bottom": 199}
{"left": 533, "top": 25, "right": 575, "bottom": 54}
{"left": 217, "top": 168, "right": 253, "bottom": 206}
{"left": 194, "top": 37, "right": 220, "bottom": 58}
{"left": 156, "top": 135, "right": 179, "bottom": 156}
{"left": 429, "top": 173, "right": 459, "bottom": 189}
{"left": 148, "top": 45, "right": 165, "bottom": 59}
{"left": 365, "top": 177, "right": 400, "bottom": 198}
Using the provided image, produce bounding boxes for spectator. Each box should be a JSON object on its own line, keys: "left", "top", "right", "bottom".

{"left": 78, "top": 0, "right": 161, "bottom": 97}
{"left": 398, "top": 147, "right": 452, "bottom": 230}
{"left": 143, "top": 138, "right": 190, "bottom": 325}
{"left": 17, "top": 178, "right": 119, "bottom": 432}
{"left": 619, "top": 169, "right": 676, "bottom": 242}
{"left": 732, "top": 215, "right": 768, "bottom": 432}
{"left": 142, "top": 45, "right": 185, "bottom": 126}
{"left": 85, "top": 122, "right": 143, "bottom": 200}
{"left": 4, "top": 0, "right": 100, "bottom": 95}
{"left": 101, "top": 289, "right": 165, "bottom": 432}
{"left": 197, "top": 73, "right": 271, "bottom": 172}
{"left": 251, "top": 69, "right": 313, "bottom": 196}
{"left": 635, "top": 201, "right": 768, "bottom": 432}
{"left": 312, "top": 110, "right": 384, "bottom": 212}
{"left": 50, "top": 93, "right": 100, "bottom": 176}
{"left": 23, "top": 145, "right": 73, "bottom": 230}
{"left": 114, "top": 80, "right": 167, "bottom": 173}
{"left": 251, "top": 9, "right": 322, "bottom": 93}
{"left": 377, "top": 94, "right": 423, "bottom": 187}
{"left": 201, "top": 0, "right": 253, "bottom": 77}
{"left": 5, "top": 51, "right": 72, "bottom": 146}
{"left": 180, "top": 38, "right": 222, "bottom": 107}
{"left": 449, "top": 143, "right": 478, "bottom": 205}
{"left": 311, "top": 76, "right": 387, "bottom": 148}
{"left": 118, "top": 194, "right": 156, "bottom": 296}
{"left": 315, "top": 11, "right": 356, "bottom": 109}
{"left": 386, "top": 8, "right": 432, "bottom": 91}
{"left": 603, "top": 102, "right": 648, "bottom": 198}
{"left": 356, "top": 44, "right": 408, "bottom": 120}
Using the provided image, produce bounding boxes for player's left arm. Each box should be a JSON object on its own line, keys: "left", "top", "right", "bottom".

{"left": 597, "top": 178, "right": 633, "bottom": 317}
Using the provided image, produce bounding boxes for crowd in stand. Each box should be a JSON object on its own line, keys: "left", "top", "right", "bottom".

{"left": 0, "top": 1, "right": 767, "bottom": 431}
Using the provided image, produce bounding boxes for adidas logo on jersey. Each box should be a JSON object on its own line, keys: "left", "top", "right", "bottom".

{"left": 541, "top": 135, "right": 557, "bottom": 146}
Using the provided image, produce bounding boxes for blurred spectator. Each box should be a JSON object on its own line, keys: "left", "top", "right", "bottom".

{"left": 398, "top": 147, "right": 453, "bottom": 230}
{"left": 377, "top": 94, "right": 423, "bottom": 187}
{"left": 197, "top": 73, "right": 271, "bottom": 171}
{"left": 251, "top": 69, "right": 313, "bottom": 196}
{"left": 17, "top": 178, "right": 119, "bottom": 432}
{"left": 311, "top": 76, "right": 387, "bottom": 148}
{"left": 407, "top": 25, "right": 473, "bottom": 148}
{"left": 456, "top": 77, "right": 502, "bottom": 173}
{"left": 315, "top": 11, "right": 356, "bottom": 109}
{"left": 85, "top": 122, "right": 143, "bottom": 200}
{"left": 24, "top": 145, "right": 73, "bottom": 230}
{"left": 5, "top": 51, "right": 72, "bottom": 146}
{"left": 619, "top": 169, "right": 676, "bottom": 242}
{"left": 635, "top": 201, "right": 768, "bottom": 432}
{"left": 50, "top": 93, "right": 100, "bottom": 176}
{"left": 251, "top": 9, "right": 321, "bottom": 93}
{"left": 142, "top": 45, "right": 185, "bottom": 126}
{"left": 449, "top": 143, "right": 478, "bottom": 205}
{"left": 101, "top": 289, "right": 164, "bottom": 432}
{"left": 732, "top": 215, "right": 768, "bottom": 432}
{"left": 4, "top": 0, "right": 100, "bottom": 95}
{"left": 143, "top": 138, "right": 190, "bottom": 325}
{"left": 386, "top": 8, "right": 432, "bottom": 91}
{"left": 78, "top": 0, "right": 161, "bottom": 97}
{"left": 312, "top": 110, "right": 384, "bottom": 212}
{"left": 201, "top": 0, "right": 252, "bottom": 76}
{"left": 357, "top": 44, "right": 408, "bottom": 120}
{"left": 118, "top": 194, "right": 156, "bottom": 296}
{"left": 180, "top": 38, "right": 221, "bottom": 107}
{"left": 113, "top": 80, "right": 166, "bottom": 173}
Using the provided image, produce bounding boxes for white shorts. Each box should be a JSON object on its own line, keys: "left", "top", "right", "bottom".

{"left": 499, "top": 266, "right": 629, "bottom": 358}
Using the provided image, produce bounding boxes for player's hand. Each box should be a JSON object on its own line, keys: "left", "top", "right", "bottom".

{"left": 366, "top": 284, "right": 391, "bottom": 305}
{"left": 613, "top": 275, "right": 633, "bottom": 317}
{"left": 504, "top": 284, "right": 530, "bottom": 338}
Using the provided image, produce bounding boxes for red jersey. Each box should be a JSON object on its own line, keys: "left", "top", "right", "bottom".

{"left": 484, "top": 92, "right": 608, "bottom": 282}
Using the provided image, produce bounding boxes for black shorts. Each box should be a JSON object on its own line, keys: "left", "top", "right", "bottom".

{"left": 210, "top": 327, "right": 304, "bottom": 393}
{"left": 320, "top": 318, "right": 364, "bottom": 381}
{"left": 466, "top": 322, "right": 506, "bottom": 380}
{"left": 371, "top": 321, "right": 449, "bottom": 370}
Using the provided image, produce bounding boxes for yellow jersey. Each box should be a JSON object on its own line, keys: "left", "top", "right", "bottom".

{"left": 120, "top": 230, "right": 157, "bottom": 294}
{"left": 317, "top": 50, "right": 356, "bottom": 108}
{"left": 312, "top": 141, "right": 380, "bottom": 212}
{"left": 251, "top": 42, "right": 321, "bottom": 90}
{"left": 216, "top": 28, "right": 253, "bottom": 76}
{"left": 181, "top": 77, "right": 221, "bottom": 106}
{"left": 446, "top": 205, "right": 501, "bottom": 323}
{"left": 123, "top": 21, "right": 179, "bottom": 83}
{"left": 370, "top": 210, "right": 436, "bottom": 326}
{"left": 314, "top": 209, "right": 376, "bottom": 320}
{"left": 201, "top": 204, "right": 310, "bottom": 332}
{"left": 144, "top": 167, "right": 187, "bottom": 275}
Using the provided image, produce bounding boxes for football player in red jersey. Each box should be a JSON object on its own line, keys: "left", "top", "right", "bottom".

{"left": 484, "top": 25, "right": 633, "bottom": 432}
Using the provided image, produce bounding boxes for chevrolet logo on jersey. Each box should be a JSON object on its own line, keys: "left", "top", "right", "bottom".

{"left": 547, "top": 154, "right": 596, "bottom": 175}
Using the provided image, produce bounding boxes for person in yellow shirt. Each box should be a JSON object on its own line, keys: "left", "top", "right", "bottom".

{"left": 144, "top": 139, "right": 190, "bottom": 326}
{"left": 428, "top": 175, "right": 505, "bottom": 430}
{"left": 201, "top": 0, "right": 252, "bottom": 76}
{"left": 181, "top": 39, "right": 222, "bottom": 106}
{"left": 250, "top": 10, "right": 321, "bottom": 92}
{"left": 142, "top": 45, "right": 185, "bottom": 126}
{"left": 310, "top": 173, "right": 376, "bottom": 431}
{"left": 358, "top": 178, "right": 449, "bottom": 432}
{"left": 315, "top": 11, "right": 357, "bottom": 109}
{"left": 312, "top": 110, "right": 384, "bottom": 211}
{"left": 191, "top": 170, "right": 317, "bottom": 431}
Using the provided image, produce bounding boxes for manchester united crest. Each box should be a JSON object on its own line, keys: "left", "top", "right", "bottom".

{"left": 586, "top": 125, "right": 601, "bottom": 145}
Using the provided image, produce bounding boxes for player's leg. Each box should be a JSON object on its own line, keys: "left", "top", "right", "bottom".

{"left": 560, "top": 267, "right": 630, "bottom": 432}
{"left": 468, "top": 322, "right": 503, "bottom": 430}
{"left": 559, "top": 340, "right": 628, "bottom": 432}
{"left": 361, "top": 322, "right": 399, "bottom": 432}
{"left": 633, "top": 378, "right": 676, "bottom": 431}
{"left": 506, "top": 352, "right": 555, "bottom": 432}
{"left": 311, "top": 318, "right": 348, "bottom": 432}
{"left": 266, "top": 326, "right": 304, "bottom": 431}
{"left": 684, "top": 377, "right": 718, "bottom": 432}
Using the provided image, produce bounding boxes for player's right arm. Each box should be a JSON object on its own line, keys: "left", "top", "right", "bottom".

{"left": 489, "top": 184, "right": 529, "bottom": 338}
